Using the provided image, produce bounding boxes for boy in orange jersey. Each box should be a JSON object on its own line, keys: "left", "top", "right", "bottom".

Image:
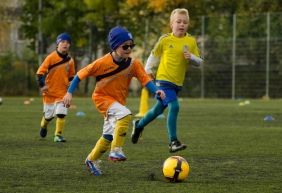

{"left": 36, "top": 33, "right": 75, "bottom": 142}
{"left": 63, "top": 26, "right": 165, "bottom": 176}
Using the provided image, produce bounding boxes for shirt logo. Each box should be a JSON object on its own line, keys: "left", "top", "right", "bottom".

{"left": 65, "top": 63, "right": 70, "bottom": 72}
{"left": 169, "top": 45, "right": 173, "bottom": 48}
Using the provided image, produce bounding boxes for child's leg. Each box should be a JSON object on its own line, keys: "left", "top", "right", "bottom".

{"left": 87, "top": 135, "right": 112, "bottom": 161}
{"left": 111, "top": 115, "right": 132, "bottom": 150}
{"left": 86, "top": 135, "right": 112, "bottom": 176}
{"left": 136, "top": 100, "right": 165, "bottom": 129}
{"left": 55, "top": 115, "right": 65, "bottom": 136}
{"left": 40, "top": 116, "right": 51, "bottom": 128}
{"left": 167, "top": 100, "right": 179, "bottom": 142}
{"left": 54, "top": 102, "right": 68, "bottom": 136}
{"left": 167, "top": 99, "right": 187, "bottom": 152}
{"left": 106, "top": 102, "right": 132, "bottom": 161}
{"left": 40, "top": 103, "right": 55, "bottom": 138}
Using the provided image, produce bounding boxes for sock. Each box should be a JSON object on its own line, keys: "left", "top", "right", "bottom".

{"left": 87, "top": 137, "right": 111, "bottom": 161}
{"left": 167, "top": 100, "right": 179, "bottom": 142}
{"left": 55, "top": 117, "right": 65, "bottom": 136}
{"left": 111, "top": 115, "right": 132, "bottom": 151}
{"left": 40, "top": 116, "right": 50, "bottom": 129}
{"left": 137, "top": 101, "right": 165, "bottom": 129}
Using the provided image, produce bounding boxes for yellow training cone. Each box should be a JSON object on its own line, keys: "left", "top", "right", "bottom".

{"left": 135, "top": 88, "right": 149, "bottom": 117}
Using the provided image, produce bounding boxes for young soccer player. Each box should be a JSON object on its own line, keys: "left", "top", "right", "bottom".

{"left": 63, "top": 26, "right": 165, "bottom": 176}
{"left": 131, "top": 8, "right": 203, "bottom": 153}
{"left": 36, "top": 32, "right": 75, "bottom": 142}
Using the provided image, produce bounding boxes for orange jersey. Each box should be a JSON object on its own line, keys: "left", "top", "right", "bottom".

{"left": 77, "top": 53, "right": 151, "bottom": 116}
{"left": 37, "top": 51, "right": 75, "bottom": 104}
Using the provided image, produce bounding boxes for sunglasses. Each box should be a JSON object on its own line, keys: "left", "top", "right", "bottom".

{"left": 121, "top": 44, "right": 135, "bottom": 50}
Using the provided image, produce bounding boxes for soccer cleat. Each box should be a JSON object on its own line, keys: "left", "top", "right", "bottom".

{"left": 54, "top": 135, "right": 66, "bottom": 142}
{"left": 85, "top": 159, "right": 102, "bottom": 176}
{"left": 40, "top": 128, "right": 47, "bottom": 138}
{"left": 131, "top": 119, "right": 144, "bottom": 144}
{"left": 108, "top": 147, "right": 127, "bottom": 161}
{"left": 169, "top": 140, "right": 187, "bottom": 153}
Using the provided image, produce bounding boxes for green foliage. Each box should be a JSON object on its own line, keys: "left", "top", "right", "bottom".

{"left": 0, "top": 52, "right": 37, "bottom": 96}
{"left": 0, "top": 98, "right": 282, "bottom": 193}
{"left": 19, "top": 0, "right": 282, "bottom": 52}
{"left": 13, "top": 0, "right": 282, "bottom": 97}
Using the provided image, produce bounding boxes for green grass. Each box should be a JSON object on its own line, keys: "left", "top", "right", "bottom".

{"left": 0, "top": 97, "right": 282, "bottom": 193}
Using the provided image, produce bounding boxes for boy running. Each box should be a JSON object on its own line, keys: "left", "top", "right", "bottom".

{"left": 37, "top": 32, "right": 75, "bottom": 142}
{"left": 131, "top": 8, "right": 203, "bottom": 153}
{"left": 63, "top": 26, "right": 165, "bottom": 176}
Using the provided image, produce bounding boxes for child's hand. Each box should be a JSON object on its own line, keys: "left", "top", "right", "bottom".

{"left": 147, "top": 73, "right": 155, "bottom": 80}
{"left": 156, "top": 90, "right": 166, "bottom": 100}
{"left": 40, "top": 85, "right": 48, "bottom": 93}
{"left": 183, "top": 50, "right": 191, "bottom": 60}
{"left": 63, "top": 92, "right": 72, "bottom": 108}
{"left": 183, "top": 45, "right": 191, "bottom": 60}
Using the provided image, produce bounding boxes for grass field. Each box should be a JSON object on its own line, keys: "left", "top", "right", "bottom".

{"left": 0, "top": 97, "right": 282, "bottom": 193}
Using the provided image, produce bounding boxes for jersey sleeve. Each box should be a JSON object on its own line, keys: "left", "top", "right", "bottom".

{"left": 132, "top": 59, "right": 151, "bottom": 86}
{"left": 69, "top": 58, "right": 76, "bottom": 78}
{"left": 36, "top": 56, "right": 51, "bottom": 75}
{"left": 151, "top": 35, "right": 165, "bottom": 58}
{"left": 190, "top": 37, "right": 200, "bottom": 57}
{"left": 77, "top": 61, "right": 97, "bottom": 80}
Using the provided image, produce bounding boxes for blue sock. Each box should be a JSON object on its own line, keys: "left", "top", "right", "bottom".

{"left": 137, "top": 101, "right": 165, "bottom": 129}
{"left": 167, "top": 100, "right": 179, "bottom": 142}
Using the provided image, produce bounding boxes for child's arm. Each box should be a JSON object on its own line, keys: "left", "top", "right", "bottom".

{"left": 145, "top": 53, "right": 160, "bottom": 79}
{"left": 190, "top": 54, "right": 203, "bottom": 67}
{"left": 63, "top": 75, "right": 81, "bottom": 107}
{"left": 145, "top": 81, "right": 165, "bottom": 100}
{"left": 183, "top": 45, "right": 203, "bottom": 67}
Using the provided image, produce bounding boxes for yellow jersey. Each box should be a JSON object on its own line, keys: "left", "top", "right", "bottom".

{"left": 152, "top": 33, "right": 200, "bottom": 86}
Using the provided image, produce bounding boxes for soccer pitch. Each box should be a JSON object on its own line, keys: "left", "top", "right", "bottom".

{"left": 0, "top": 97, "right": 281, "bottom": 193}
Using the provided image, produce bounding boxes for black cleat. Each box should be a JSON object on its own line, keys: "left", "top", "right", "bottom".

{"left": 40, "top": 128, "right": 47, "bottom": 138}
{"left": 131, "top": 119, "right": 144, "bottom": 144}
{"left": 169, "top": 140, "right": 187, "bottom": 153}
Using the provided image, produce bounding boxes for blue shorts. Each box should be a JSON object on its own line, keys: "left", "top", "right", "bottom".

{"left": 156, "top": 80, "right": 182, "bottom": 106}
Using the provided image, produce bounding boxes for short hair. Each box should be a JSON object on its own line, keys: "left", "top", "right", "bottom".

{"left": 170, "top": 8, "right": 189, "bottom": 24}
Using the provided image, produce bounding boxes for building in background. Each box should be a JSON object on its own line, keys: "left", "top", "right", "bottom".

{"left": 0, "top": 0, "right": 28, "bottom": 57}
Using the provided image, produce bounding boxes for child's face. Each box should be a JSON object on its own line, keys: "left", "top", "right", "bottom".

{"left": 171, "top": 13, "right": 189, "bottom": 37}
{"left": 115, "top": 40, "right": 135, "bottom": 59}
{"left": 57, "top": 40, "right": 70, "bottom": 54}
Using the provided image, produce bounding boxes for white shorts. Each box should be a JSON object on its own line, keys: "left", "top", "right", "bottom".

{"left": 102, "top": 102, "right": 131, "bottom": 135}
{"left": 43, "top": 101, "right": 68, "bottom": 119}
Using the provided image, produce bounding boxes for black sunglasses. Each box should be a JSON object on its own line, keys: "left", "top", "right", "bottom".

{"left": 121, "top": 44, "right": 135, "bottom": 50}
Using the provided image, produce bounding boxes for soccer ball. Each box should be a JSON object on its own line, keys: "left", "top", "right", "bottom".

{"left": 162, "top": 156, "right": 190, "bottom": 182}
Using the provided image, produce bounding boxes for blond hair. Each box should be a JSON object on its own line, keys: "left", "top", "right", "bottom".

{"left": 170, "top": 8, "right": 189, "bottom": 24}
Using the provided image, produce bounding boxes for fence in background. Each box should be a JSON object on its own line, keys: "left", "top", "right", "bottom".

{"left": 183, "top": 12, "right": 282, "bottom": 99}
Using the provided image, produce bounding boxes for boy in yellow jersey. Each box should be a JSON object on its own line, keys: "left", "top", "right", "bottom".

{"left": 63, "top": 26, "right": 165, "bottom": 176}
{"left": 36, "top": 33, "right": 75, "bottom": 142}
{"left": 131, "top": 8, "right": 203, "bottom": 153}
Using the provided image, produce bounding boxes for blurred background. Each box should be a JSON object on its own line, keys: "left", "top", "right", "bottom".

{"left": 0, "top": 0, "right": 282, "bottom": 99}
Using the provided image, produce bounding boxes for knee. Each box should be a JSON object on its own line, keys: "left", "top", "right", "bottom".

{"left": 116, "top": 115, "right": 132, "bottom": 135}
{"left": 152, "top": 105, "right": 164, "bottom": 115}
{"left": 56, "top": 114, "right": 66, "bottom": 118}
{"left": 45, "top": 117, "right": 53, "bottom": 122}
{"left": 121, "top": 114, "right": 132, "bottom": 124}
{"left": 103, "top": 134, "right": 113, "bottom": 142}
